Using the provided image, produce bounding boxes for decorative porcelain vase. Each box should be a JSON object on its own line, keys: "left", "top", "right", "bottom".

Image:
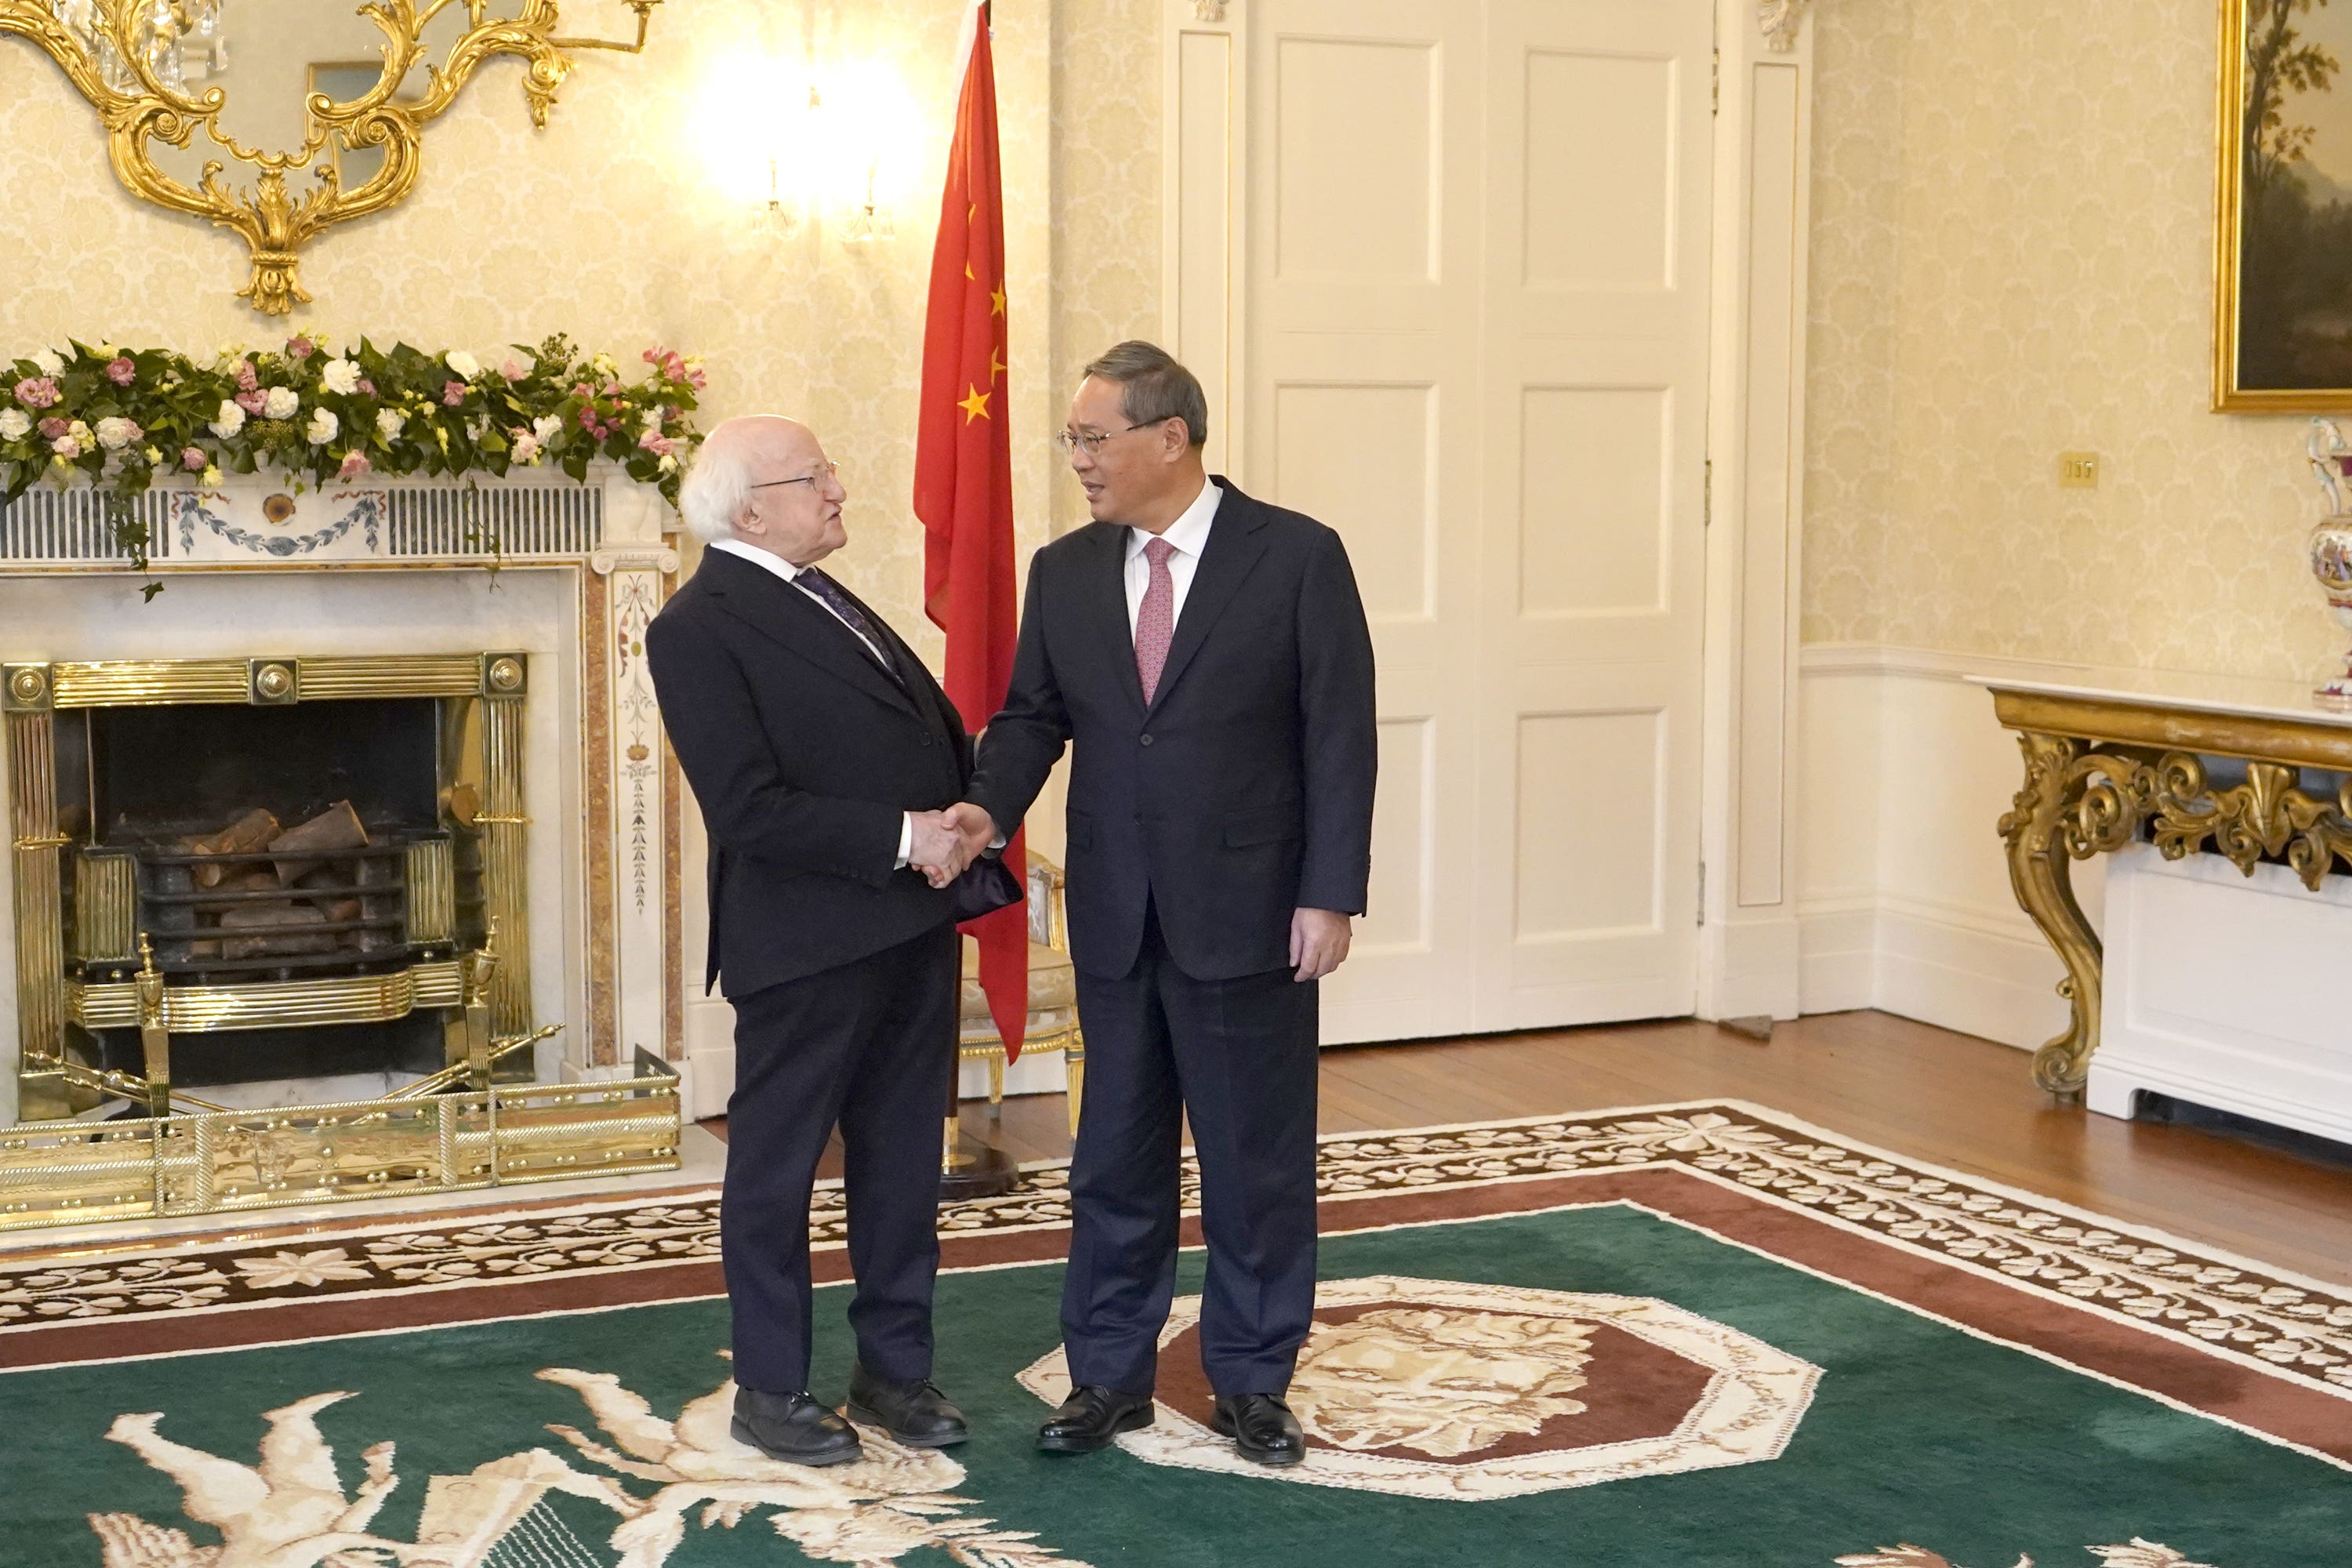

{"left": 2306, "top": 419, "right": 2352, "bottom": 709}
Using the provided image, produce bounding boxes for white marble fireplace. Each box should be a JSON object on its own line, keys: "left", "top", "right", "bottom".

{"left": 0, "top": 468, "right": 687, "bottom": 1159}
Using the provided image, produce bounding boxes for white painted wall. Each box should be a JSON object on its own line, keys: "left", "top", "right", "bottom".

{"left": 1795, "top": 644, "right": 2103, "bottom": 1052}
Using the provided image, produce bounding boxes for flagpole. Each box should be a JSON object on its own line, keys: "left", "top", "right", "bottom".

{"left": 925, "top": 0, "right": 1021, "bottom": 1203}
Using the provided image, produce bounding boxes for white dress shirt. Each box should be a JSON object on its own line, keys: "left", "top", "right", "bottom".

{"left": 1123, "top": 477, "right": 1222, "bottom": 635}
{"left": 706, "top": 537, "right": 916, "bottom": 866}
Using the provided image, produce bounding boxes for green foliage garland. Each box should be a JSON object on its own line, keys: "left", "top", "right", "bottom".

{"left": 2, "top": 332, "right": 704, "bottom": 595}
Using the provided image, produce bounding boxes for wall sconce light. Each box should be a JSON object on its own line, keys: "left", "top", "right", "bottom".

{"left": 695, "top": 53, "right": 912, "bottom": 245}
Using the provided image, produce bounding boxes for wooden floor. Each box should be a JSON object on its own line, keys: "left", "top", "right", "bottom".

{"left": 729, "top": 1009, "right": 2352, "bottom": 1288}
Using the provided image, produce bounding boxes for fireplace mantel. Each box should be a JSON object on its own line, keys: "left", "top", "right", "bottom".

{"left": 0, "top": 468, "right": 685, "bottom": 1227}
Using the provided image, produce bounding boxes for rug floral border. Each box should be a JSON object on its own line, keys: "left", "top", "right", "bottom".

{"left": 2, "top": 1101, "right": 2346, "bottom": 1403}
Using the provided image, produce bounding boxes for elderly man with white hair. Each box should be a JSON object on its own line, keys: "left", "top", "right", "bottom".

{"left": 645, "top": 414, "right": 996, "bottom": 1467}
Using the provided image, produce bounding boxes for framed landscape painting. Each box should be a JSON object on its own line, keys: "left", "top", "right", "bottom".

{"left": 2216, "top": 0, "right": 2352, "bottom": 409}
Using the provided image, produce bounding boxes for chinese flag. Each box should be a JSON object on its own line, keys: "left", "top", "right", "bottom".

{"left": 916, "top": 0, "right": 1026, "bottom": 1059}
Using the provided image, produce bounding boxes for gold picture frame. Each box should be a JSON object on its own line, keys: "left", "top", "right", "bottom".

{"left": 2214, "top": 0, "right": 2352, "bottom": 410}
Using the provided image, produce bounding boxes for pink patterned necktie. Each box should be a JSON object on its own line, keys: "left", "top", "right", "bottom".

{"left": 1134, "top": 535, "right": 1177, "bottom": 703}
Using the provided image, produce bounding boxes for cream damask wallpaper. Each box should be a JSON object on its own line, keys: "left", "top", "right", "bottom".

{"left": 1804, "top": 0, "right": 2343, "bottom": 680}
{"left": 0, "top": 0, "right": 1160, "bottom": 652}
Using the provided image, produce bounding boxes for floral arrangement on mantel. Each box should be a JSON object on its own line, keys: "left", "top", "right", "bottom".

{"left": 1, "top": 332, "right": 705, "bottom": 594}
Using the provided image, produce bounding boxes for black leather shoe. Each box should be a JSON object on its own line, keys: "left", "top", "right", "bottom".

{"left": 846, "top": 1363, "right": 968, "bottom": 1448}
{"left": 1211, "top": 1393, "right": 1305, "bottom": 1467}
{"left": 1036, "top": 1385, "right": 1155, "bottom": 1453}
{"left": 731, "top": 1388, "right": 863, "bottom": 1467}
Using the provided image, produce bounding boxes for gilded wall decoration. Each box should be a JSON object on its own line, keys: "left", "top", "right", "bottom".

{"left": 0, "top": 0, "right": 664, "bottom": 315}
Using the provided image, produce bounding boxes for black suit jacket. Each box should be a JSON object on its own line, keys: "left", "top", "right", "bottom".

{"left": 966, "top": 477, "right": 1377, "bottom": 981}
{"left": 646, "top": 546, "right": 971, "bottom": 997}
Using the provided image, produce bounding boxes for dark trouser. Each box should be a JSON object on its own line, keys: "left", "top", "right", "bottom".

{"left": 1062, "top": 903, "right": 1319, "bottom": 1396}
{"left": 721, "top": 921, "right": 958, "bottom": 1395}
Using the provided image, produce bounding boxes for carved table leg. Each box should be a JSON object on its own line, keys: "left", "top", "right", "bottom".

{"left": 1998, "top": 734, "right": 2110, "bottom": 1097}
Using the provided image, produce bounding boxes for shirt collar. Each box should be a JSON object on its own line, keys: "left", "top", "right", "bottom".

{"left": 709, "top": 536, "right": 804, "bottom": 583}
{"left": 1126, "top": 476, "right": 1222, "bottom": 561}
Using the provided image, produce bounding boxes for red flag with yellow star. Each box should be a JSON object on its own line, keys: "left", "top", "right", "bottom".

{"left": 916, "top": 0, "right": 1026, "bottom": 1059}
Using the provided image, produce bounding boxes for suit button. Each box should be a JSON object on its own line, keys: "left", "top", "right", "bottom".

{"left": 1139, "top": 733, "right": 1154, "bottom": 746}
{"left": 917, "top": 733, "right": 931, "bottom": 746}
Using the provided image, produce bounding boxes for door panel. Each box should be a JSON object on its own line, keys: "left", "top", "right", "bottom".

{"left": 1241, "top": 0, "right": 1713, "bottom": 1041}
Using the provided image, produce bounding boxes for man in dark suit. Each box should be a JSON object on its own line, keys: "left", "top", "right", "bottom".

{"left": 647, "top": 416, "right": 982, "bottom": 1467}
{"left": 949, "top": 343, "right": 1377, "bottom": 1467}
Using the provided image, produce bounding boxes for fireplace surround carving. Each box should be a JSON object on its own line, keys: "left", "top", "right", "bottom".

{"left": 0, "top": 467, "right": 684, "bottom": 1229}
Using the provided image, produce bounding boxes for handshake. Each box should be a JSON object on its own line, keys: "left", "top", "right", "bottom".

{"left": 906, "top": 801, "right": 999, "bottom": 889}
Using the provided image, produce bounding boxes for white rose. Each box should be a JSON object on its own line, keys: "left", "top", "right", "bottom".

{"left": 0, "top": 409, "right": 28, "bottom": 441}
{"left": 263, "top": 386, "right": 299, "bottom": 420}
{"left": 531, "top": 413, "right": 562, "bottom": 444}
{"left": 445, "top": 350, "right": 481, "bottom": 380}
{"left": 376, "top": 408, "right": 406, "bottom": 440}
{"left": 209, "top": 400, "right": 246, "bottom": 439}
{"left": 590, "top": 353, "right": 616, "bottom": 378}
{"left": 320, "top": 358, "right": 361, "bottom": 395}
{"left": 31, "top": 348, "right": 61, "bottom": 376}
{"left": 67, "top": 419, "right": 91, "bottom": 442}
{"left": 305, "top": 408, "right": 339, "bottom": 445}
{"left": 95, "top": 416, "right": 140, "bottom": 451}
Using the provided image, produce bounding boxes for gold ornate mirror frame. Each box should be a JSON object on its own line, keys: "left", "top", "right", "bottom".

{"left": 0, "top": 0, "right": 662, "bottom": 315}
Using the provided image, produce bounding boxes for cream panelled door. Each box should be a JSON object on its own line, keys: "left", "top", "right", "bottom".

{"left": 1239, "top": 0, "right": 1715, "bottom": 1040}
{"left": 1243, "top": 0, "right": 1484, "bottom": 1043}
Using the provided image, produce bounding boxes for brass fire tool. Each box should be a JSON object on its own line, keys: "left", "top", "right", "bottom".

{"left": 49, "top": 936, "right": 234, "bottom": 1116}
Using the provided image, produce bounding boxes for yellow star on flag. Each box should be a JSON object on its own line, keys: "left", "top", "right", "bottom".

{"left": 990, "top": 285, "right": 1007, "bottom": 317}
{"left": 958, "top": 385, "right": 992, "bottom": 423}
{"left": 965, "top": 262, "right": 976, "bottom": 281}
{"left": 989, "top": 348, "right": 1007, "bottom": 381}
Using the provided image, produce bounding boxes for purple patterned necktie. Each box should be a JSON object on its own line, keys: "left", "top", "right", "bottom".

{"left": 1134, "top": 535, "right": 1177, "bottom": 703}
{"left": 797, "top": 565, "right": 901, "bottom": 683}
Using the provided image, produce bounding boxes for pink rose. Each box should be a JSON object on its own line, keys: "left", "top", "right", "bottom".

{"left": 180, "top": 446, "right": 206, "bottom": 471}
{"left": 337, "top": 451, "right": 371, "bottom": 479}
{"left": 685, "top": 365, "right": 707, "bottom": 391}
{"left": 12, "top": 376, "right": 60, "bottom": 408}
{"left": 638, "top": 430, "right": 678, "bottom": 458}
{"left": 286, "top": 336, "right": 315, "bottom": 359}
{"left": 234, "top": 359, "right": 258, "bottom": 392}
{"left": 38, "top": 417, "right": 67, "bottom": 440}
{"left": 357, "top": 377, "right": 376, "bottom": 397}
{"left": 105, "top": 357, "right": 136, "bottom": 386}
{"left": 502, "top": 359, "right": 526, "bottom": 382}
{"left": 50, "top": 435, "right": 82, "bottom": 459}
{"left": 235, "top": 388, "right": 267, "bottom": 415}
{"left": 510, "top": 429, "right": 541, "bottom": 463}
{"left": 577, "top": 406, "right": 598, "bottom": 430}
{"left": 442, "top": 380, "right": 468, "bottom": 406}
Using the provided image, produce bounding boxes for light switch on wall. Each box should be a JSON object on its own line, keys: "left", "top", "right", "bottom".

{"left": 2058, "top": 452, "right": 2099, "bottom": 488}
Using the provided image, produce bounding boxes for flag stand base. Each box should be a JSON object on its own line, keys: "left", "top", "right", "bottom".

{"left": 939, "top": 1114, "right": 1018, "bottom": 1201}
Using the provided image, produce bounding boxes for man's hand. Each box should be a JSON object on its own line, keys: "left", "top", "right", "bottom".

{"left": 943, "top": 800, "right": 999, "bottom": 862}
{"left": 907, "top": 810, "right": 978, "bottom": 888}
{"left": 1289, "top": 907, "right": 1352, "bottom": 982}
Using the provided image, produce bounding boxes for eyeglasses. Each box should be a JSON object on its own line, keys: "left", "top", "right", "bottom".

{"left": 750, "top": 461, "right": 839, "bottom": 491}
{"left": 1054, "top": 422, "right": 1161, "bottom": 457}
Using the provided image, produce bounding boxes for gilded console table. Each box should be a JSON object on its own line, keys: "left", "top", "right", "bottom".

{"left": 1976, "top": 671, "right": 2352, "bottom": 1096}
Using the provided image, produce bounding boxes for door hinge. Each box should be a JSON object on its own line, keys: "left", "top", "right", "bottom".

{"left": 1696, "top": 861, "right": 1707, "bottom": 926}
{"left": 1703, "top": 457, "right": 1713, "bottom": 528}
{"left": 1711, "top": 45, "right": 1721, "bottom": 116}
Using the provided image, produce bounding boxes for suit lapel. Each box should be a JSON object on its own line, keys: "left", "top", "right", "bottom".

{"left": 702, "top": 552, "right": 921, "bottom": 719}
{"left": 1146, "top": 481, "right": 1269, "bottom": 717}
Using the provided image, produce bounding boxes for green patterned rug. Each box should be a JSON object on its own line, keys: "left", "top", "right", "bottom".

{"left": 2, "top": 1105, "right": 2346, "bottom": 1566}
